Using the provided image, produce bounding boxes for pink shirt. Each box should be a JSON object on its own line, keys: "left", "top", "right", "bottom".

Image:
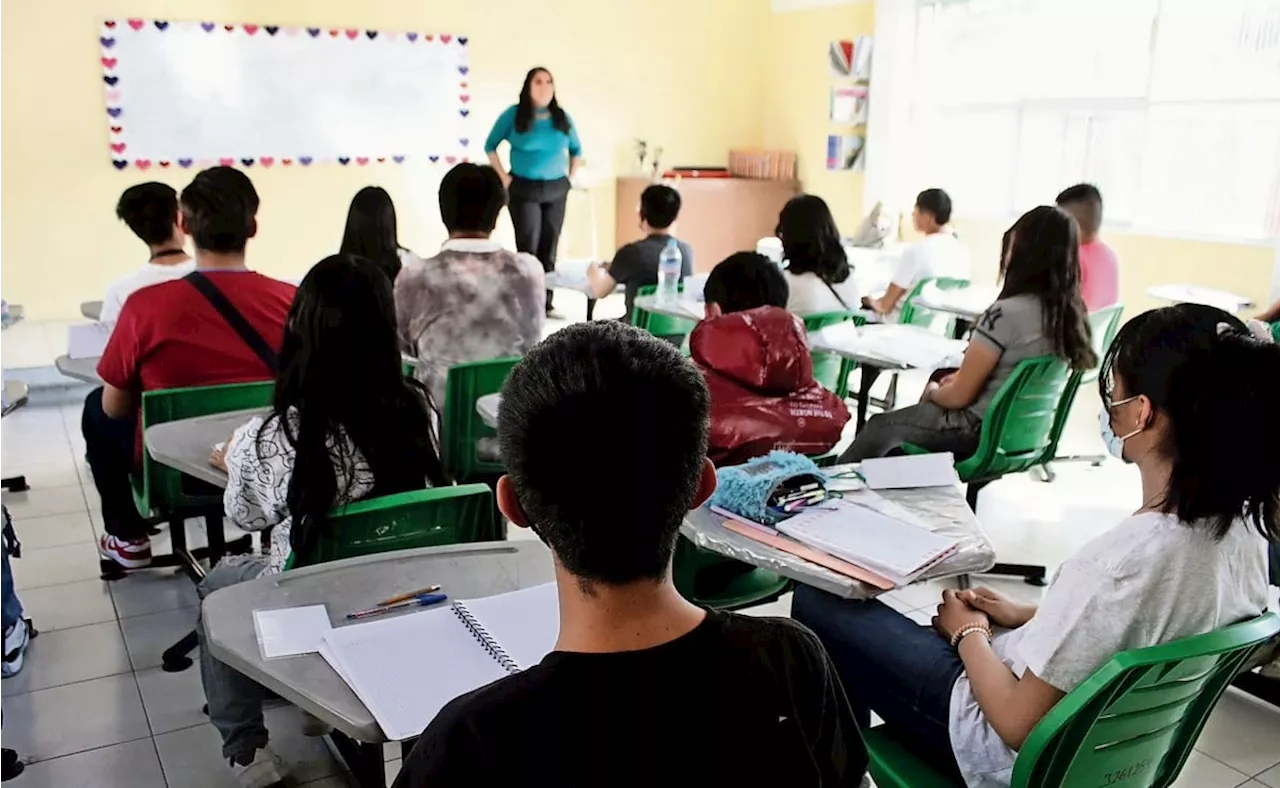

{"left": 1078, "top": 240, "right": 1120, "bottom": 312}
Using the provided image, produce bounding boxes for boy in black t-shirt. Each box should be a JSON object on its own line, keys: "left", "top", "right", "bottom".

{"left": 395, "top": 322, "right": 866, "bottom": 787}
{"left": 586, "top": 184, "right": 694, "bottom": 321}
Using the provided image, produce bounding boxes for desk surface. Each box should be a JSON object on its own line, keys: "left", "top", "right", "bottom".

{"left": 54, "top": 355, "right": 102, "bottom": 385}
{"left": 144, "top": 408, "right": 264, "bottom": 488}
{"left": 631, "top": 294, "right": 706, "bottom": 323}
{"left": 912, "top": 285, "right": 999, "bottom": 322}
{"left": 808, "top": 323, "right": 967, "bottom": 371}
{"left": 682, "top": 468, "right": 995, "bottom": 599}
{"left": 80, "top": 300, "right": 103, "bottom": 321}
{"left": 203, "top": 541, "right": 556, "bottom": 743}
{"left": 1146, "top": 284, "right": 1254, "bottom": 312}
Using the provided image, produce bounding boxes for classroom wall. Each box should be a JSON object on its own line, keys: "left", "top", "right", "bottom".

{"left": 0, "top": 0, "right": 771, "bottom": 318}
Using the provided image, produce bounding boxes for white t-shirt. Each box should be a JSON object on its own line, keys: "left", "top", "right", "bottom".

{"left": 99, "top": 259, "right": 195, "bottom": 323}
{"left": 949, "top": 512, "right": 1268, "bottom": 787}
{"left": 784, "top": 271, "right": 861, "bottom": 315}
{"left": 891, "top": 232, "right": 971, "bottom": 293}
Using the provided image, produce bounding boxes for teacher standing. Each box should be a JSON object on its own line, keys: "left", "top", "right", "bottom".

{"left": 485, "top": 66, "right": 584, "bottom": 315}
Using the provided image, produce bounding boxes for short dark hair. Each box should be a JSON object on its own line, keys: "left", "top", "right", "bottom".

{"left": 639, "top": 185, "right": 681, "bottom": 229}
{"left": 116, "top": 182, "right": 179, "bottom": 246}
{"left": 703, "top": 252, "right": 789, "bottom": 314}
{"left": 916, "top": 188, "right": 952, "bottom": 225}
{"left": 1056, "top": 183, "right": 1104, "bottom": 237}
{"left": 1100, "top": 304, "right": 1280, "bottom": 543}
{"left": 1055, "top": 183, "right": 1102, "bottom": 207}
{"left": 180, "top": 167, "right": 259, "bottom": 253}
{"left": 498, "top": 322, "right": 710, "bottom": 585}
{"left": 439, "top": 163, "right": 506, "bottom": 234}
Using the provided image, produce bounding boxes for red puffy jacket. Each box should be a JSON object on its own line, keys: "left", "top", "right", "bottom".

{"left": 691, "top": 306, "right": 850, "bottom": 467}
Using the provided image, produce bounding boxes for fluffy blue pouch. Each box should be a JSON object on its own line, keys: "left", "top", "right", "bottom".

{"left": 709, "top": 451, "right": 827, "bottom": 525}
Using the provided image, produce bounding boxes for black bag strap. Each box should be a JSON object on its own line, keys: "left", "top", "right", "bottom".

{"left": 821, "top": 277, "right": 853, "bottom": 312}
{"left": 184, "top": 272, "right": 279, "bottom": 375}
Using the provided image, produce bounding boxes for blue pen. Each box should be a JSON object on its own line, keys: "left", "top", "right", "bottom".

{"left": 345, "top": 593, "right": 448, "bottom": 620}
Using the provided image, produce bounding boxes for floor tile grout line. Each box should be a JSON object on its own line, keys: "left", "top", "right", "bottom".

{"left": 14, "top": 732, "right": 158, "bottom": 769}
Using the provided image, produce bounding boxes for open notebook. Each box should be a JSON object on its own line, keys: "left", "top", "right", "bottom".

{"left": 319, "top": 582, "right": 559, "bottom": 741}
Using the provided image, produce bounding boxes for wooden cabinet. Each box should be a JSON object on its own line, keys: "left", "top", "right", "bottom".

{"left": 614, "top": 176, "right": 801, "bottom": 273}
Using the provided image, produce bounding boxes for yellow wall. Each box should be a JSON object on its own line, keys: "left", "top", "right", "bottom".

{"left": 1, "top": 0, "right": 770, "bottom": 317}
{"left": 761, "top": 2, "right": 876, "bottom": 233}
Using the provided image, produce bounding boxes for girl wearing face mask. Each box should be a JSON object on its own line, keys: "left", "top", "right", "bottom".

{"left": 484, "top": 66, "right": 584, "bottom": 316}
{"left": 793, "top": 303, "right": 1278, "bottom": 788}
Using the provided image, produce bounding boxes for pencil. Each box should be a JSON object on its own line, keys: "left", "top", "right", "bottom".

{"left": 376, "top": 584, "right": 441, "bottom": 607}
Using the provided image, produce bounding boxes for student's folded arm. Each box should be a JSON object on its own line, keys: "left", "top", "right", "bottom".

{"left": 871, "top": 283, "right": 907, "bottom": 316}
{"left": 927, "top": 341, "right": 999, "bottom": 410}
{"left": 585, "top": 264, "right": 617, "bottom": 300}
{"left": 957, "top": 637, "right": 1064, "bottom": 751}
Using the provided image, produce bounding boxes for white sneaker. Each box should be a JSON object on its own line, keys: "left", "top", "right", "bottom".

{"left": 2, "top": 618, "right": 29, "bottom": 678}
{"left": 98, "top": 533, "right": 152, "bottom": 569}
{"left": 231, "top": 746, "right": 286, "bottom": 788}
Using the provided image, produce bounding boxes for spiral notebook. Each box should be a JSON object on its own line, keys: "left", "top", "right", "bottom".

{"left": 318, "top": 583, "right": 559, "bottom": 741}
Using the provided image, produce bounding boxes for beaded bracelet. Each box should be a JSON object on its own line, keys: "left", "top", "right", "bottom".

{"left": 950, "top": 622, "right": 993, "bottom": 648}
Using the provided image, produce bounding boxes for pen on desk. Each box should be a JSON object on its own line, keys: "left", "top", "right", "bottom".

{"left": 346, "top": 593, "right": 448, "bottom": 620}
{"left": 376, "top": 584, "right": 442, "bottom": 607}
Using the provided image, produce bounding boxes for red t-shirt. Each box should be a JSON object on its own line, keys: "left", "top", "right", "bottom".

{"left": 1078, "top": 240, "right": 1120, "bottom": 312}
{"left": 97, "top": 270, "right": 296, "bottom": 460}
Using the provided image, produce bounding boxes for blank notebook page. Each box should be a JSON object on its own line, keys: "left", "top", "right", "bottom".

{"left": 456, "top": 582, "right": 560, "bottom": 671}
{"left": 321, "top": 605, "right": 506, "bottom": 741}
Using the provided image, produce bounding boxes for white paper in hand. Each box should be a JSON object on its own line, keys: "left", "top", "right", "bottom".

{"left": 858, "top": 453, "right": 958, "bottom": 489}
{"left": 254, "top": 605, "right": 333, "bottom": 659}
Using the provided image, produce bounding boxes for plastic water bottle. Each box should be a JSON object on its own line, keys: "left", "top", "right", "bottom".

{"left": 657, "top": 238, "right": 682, "bottom": 304}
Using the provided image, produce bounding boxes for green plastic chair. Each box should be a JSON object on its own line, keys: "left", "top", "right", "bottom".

{"left": 1269, "top": 320, "right": 1279, "bottom": 344}
{"left": 672, "top": 536, "right": 792, "bottom": 611}
{"left": 899, "top": 276, "right": 972, "bottom": 335}
{"left": 866, "top": 612, "right": 1280, "bottom": 788}
{"left": 632, "top": 284, "right": 698, "bottom": 344}
{"left": 803, "top": 311, "right": 866, "bottom": 398}
{"left": 441, "top": 357, "right": 520, "bottom": 483}
{"left": 285, "top": 484, "right": 498, "bottom": 570}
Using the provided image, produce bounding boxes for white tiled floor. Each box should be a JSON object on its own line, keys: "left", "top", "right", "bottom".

{"left": 3, "top": 303, "right": 1279, "bottom": 787}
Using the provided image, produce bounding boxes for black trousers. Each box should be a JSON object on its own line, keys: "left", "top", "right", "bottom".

{"left": 81, "top": 387, "right": 147, "bottom": 540}
{"left": 508, "top": 176, "right": 570, "bottom": 310}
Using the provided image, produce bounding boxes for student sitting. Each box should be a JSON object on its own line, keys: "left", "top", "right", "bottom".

{"left": 586, "top": 184, "right": 693, "bottom": 321}
{"left": 395, "top": 163, "right": 545, "bottom": 409}
{"left": 778, "top": 194, "right": 859, "bottom": 314}
{"left": 796, "top": 303, "right": 1277, "bottom": 788}
{"left": 1056, "top": 183, "right": 1119, "bottom": 312}
{"left": 89, "top": 167, "right": 295, "bottom": 569}
{"left": 339, "top": 185, "right": 421, "bottom": 285}
{"left": 693, "top": 252, "right": 850, "bottom": 466}
{"left": 100, "top": 182, "right": 195, "bottom": 323}
{"left": 863, "top": 188, "right": 970, "bottom": 320}
{"left": 841, "top": 205, "right": 1095, "bottom": 462}
{"left": 201, "top": 254, "right": 447, "bottom": 787}
{"left": 395, "top": 321, "right": 865, "bottom": 786}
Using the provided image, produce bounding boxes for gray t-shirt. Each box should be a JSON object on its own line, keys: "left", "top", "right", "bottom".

{"left": 948, "top": 513, "right": 1268, "bottom": 787}
{"left": 968, "top": 294, "right": 1054, "bottom": 416}
{"left": 608, "top": 234, "right": 694, "bottom": 322}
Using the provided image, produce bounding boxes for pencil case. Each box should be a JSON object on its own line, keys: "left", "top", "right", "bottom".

{"left": 709, "top": 451, "right": 827, "bottom": 526}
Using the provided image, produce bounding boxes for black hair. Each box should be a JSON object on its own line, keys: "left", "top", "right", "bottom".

{"left": 514, "top": 67, "right": 571, "bottom": 135}
{"left": 640, "top": 185, "right": 681, "bottom": 230}
{"left": 116, "top": 182, "right": 179, "bottom": 246}
{"left": 703, "top": 252, "right": 790, "bottom": 315}
{"left": 340, "top": 186, "right": 403, "bottom": 284}
{"left": 1056, "top": 183, "right": 1104, "bottom": 238}
{"left": 916, "top": 188, "right": 952, "bottom": 225}
{"left": 261, "top": 254, "right": 448, "bottom": 559}
{"left": 999, "top": 206, "right": 1096, "bottom": 371}
{"left": 1055, "top": 183, "right": 1102, "bottom": 206}
{"left": 1099, "top": 303, "right": 1280, "bottom": 542}
{"left": 439, "top": 163, "right": 506, "bottom": 234}
{"left": 498, "top": 322, "right": 710, "bottom": 586}
{"left": 777, "top": 194, "right": 850, "bottom": 284}
{"left": 180, "top": 166, "right": 259, "bottom": 253}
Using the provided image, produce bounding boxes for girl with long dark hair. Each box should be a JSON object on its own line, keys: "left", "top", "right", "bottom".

{"left": 840, "top": 205, "right": 1095, "bottom": 461}
{"left": 198, "top": 254, "right": 447, "bottom": 785}
{"left": 776, "top": 194, "right": 859, "bottom": 314}
{"left": 798, "top": 303, "right": 1277, "bottom": 787}
{"left": 484, "top": 66, "right": 584, "bottom": 314}
{"left": 339, "top": 186, "right": 419, "bottom": 284}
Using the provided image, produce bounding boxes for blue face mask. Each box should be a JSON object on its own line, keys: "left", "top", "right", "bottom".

{"left": 1099, "top": 396, "right": 1142, "bottom": 461}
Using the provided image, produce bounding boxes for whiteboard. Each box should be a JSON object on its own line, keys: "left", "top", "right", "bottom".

{"left": 101, "top": 19, "right": 471, "bottom": 170}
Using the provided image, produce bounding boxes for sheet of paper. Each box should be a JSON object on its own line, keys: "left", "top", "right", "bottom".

{"left": 66, "top": 322, "right": 112, "bottom": 359}
{"left": 857, "top": 453, "right": 958, "bottom": 490}
{"left": 253, "top": 605, "right": 333, "bottom": 659}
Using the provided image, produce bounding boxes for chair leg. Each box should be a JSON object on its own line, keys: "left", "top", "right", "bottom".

{"left": 983, "top": 563, "right": 1048, "bottom": 587}
{"left": 585, "top": 297, "right": 597, "bottom": 321}
{"left": 965, "top": 479, "right": 992, "bottom": 512}
{"left": 162, "top": 629, "right": 199, "bottom": 673}
{"left": 1, "top": 476, "right": 28, "bottom": 493}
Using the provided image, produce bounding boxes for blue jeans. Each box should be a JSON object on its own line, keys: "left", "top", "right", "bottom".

{"left": 2, "top": 508, "right": 22, "bottom": 631}
{"left": 792, "top": 586, "right": 964, "bottom": 779}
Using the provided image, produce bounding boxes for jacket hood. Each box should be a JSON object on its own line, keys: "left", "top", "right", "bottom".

{"left": 690, "top": 306, "right": 815, "bottom": 394}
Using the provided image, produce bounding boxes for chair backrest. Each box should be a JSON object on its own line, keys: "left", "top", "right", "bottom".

{"left": 803, "top": 311, "right": 866, "bottom": 397}
{"left": 954, "top": 355, "right": 1075, "bottom": 482}
{"left": 1013, "top": 612, "right": 1280, "bottom": 788}
{"left": 899, "top": 276, "right": 971, "bottom": 334}
{"left": 135, "top": 381, "right": 274, "bottom": 516}
{"left": 1081, "top": 304, "right": 1125, "bottom": 386}
{"left": 441, "top": 357, "right": 520, "bottom": 481}
{"left": 1271, "top": 320, "right": 1280, "bottom": 344}
{"left": 288, "top": 484, "right": 498, "bottom": 569}
{"left": 632, "top": 284, "right": 698, "bottom": 342}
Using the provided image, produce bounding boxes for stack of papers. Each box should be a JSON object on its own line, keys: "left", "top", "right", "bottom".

{"left": 811, "top": 323, "right": 967, "bottom": 369}
{"left": 66, "top": 322, "right": 112, "bottom": 359}
{"left": 858, "top": 453, "right": 958, "bottom": 490}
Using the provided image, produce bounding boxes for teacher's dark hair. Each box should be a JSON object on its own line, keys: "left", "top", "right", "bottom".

{"left": 180, "top": 166, "right": 259, "bottom": 253}
{"left": 515, "top": 67, "right": 570, "bottom": 135}
{"left": 1099, "top": 304, "right": 1280, "bottom": 543}
{"left": 340, "top": 186, "right": 404, "bottom": 284}
{"left": 777, "top": 194, "right": 850, "bottom": 285}
{"left": 260, "top": 254, "right": 448, "bottom": 561}
{"left": 439, "top": 163, "right": 506, "bottom": 234}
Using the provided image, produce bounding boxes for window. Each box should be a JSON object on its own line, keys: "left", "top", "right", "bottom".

{"left": 907, "top": 0, "right": 1280, "bottom": 240}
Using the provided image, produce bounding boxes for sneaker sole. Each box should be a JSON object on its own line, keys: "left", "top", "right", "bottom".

{"left": 97, "top": 544, "right": 152, "bottom": 570}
